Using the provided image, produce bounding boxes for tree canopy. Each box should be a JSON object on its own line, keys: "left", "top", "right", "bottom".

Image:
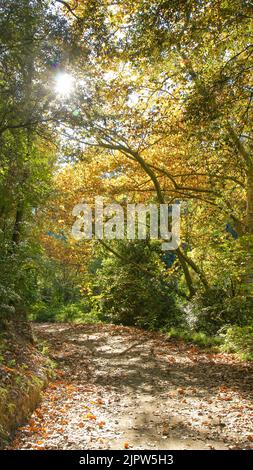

{"left": 0, "top": 0, "right": 252, "bottom": 346}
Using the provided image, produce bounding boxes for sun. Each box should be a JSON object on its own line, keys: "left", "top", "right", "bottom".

{"left": 54, "top": 72, "right": 75, "bottom": 98}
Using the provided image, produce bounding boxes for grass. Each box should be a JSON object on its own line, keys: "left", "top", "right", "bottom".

{"left": 167, "top": 326, "right": 253, "bottom": 361}
{"left": 29, "top": 302, "right": 101, "bottom": 324}
{"left": 167, "top": 327, "right": 223, "bottom": 349}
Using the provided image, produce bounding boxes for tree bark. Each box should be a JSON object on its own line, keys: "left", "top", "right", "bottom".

{"left": 177, "top": 249, "right": 196, "bottom": 298}
{"left": 12, "top": 203, "right": 24, "bottom": 246}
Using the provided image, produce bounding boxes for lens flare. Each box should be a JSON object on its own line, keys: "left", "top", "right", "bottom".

{"left": 54, "top": 72, "right": 75, "bottom": 98}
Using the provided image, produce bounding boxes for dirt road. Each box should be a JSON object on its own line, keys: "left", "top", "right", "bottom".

{"left": 10, "top": 323, "right": 253, "bottom": 450}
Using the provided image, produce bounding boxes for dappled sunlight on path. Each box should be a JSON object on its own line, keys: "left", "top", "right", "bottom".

{"left": 10, "top": 323, "right": 253, "bottom": 450}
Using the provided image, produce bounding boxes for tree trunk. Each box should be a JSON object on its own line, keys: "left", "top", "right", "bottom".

{"left": 12, "top": 203, "right": 24, "bottom": 245}
{"left": 177, "top": 249, "right": 196, "bottom": 298}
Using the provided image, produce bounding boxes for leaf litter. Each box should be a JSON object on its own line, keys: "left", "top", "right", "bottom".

{"left": 9, "top": 323, "right": 253, "bottom": 450}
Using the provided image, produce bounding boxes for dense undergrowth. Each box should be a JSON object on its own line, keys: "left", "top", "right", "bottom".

{"left": 29, "top": 303, "right": 253, "bottom": 361}
{"left": 24, "top": 240, "right": 252, "bottom": 361}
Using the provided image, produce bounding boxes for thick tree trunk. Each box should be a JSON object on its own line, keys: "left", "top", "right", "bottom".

{"left": 12, "top": 204, "right": 24, "bottom": 245}
{"left": 177, "top": 249, "right": 196, "bottom": 298}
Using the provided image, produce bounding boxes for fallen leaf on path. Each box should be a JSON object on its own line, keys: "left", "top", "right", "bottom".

{"left": 85, "top": 413, "right": 96, "bottom": 420}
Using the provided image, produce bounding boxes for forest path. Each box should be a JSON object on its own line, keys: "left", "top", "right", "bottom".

{"left": 10, "top": 323, "right": 253, "bottom": 450}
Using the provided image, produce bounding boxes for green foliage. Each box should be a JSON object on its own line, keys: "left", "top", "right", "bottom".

{"left": 221, "top": 326, "right": 253, "bottom": 361}
{"left": 0, "top": 0, "right": 69, "bottom": 325}
{"left": 189, "top": 235, "right": 253, "bottom": 335}
{"left": 0, "top": 240, "right": 42, "bottom": 327}
{"left": 29, "top": 301, "right": 100, "bottom": 324}
{"left": 192, "top": 289, "right": 253, "bottom": 334}
{"left": 29, "top": 303, "right": 58, "bottom": 323}
{"left": 91, "top": 241, "right": 185, "bottom": 330}
{"left": 167, "top": 327, "right": 222, "bottom": 348}
{"left": 55, "top": 304, "right": 100, "bottom": 324}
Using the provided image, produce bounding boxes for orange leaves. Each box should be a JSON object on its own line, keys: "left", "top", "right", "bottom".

{"left": 1, "top": 365, "right": 16, "bottom": 373}
{"left": 56, "top": 369, "right": 65, "bottom": 378}
{"left": 48, "top": 382, "right": 59, "bottom": 390}
{"left": 57, "top": 428, "right": 65, "bottom": 434}
{"left": 96, "top": 398, "right": 105, "bottom": 405}
{"left": 34, "top": 410, "right": 44, "bottom": 420}
{"left": 98, "top": 421, "right": 105, "bottom": 428}
{"left": 189, "top": 345, "right": 199, "bottom": 354}
{"left": 85, "top": 412, "right": 97, "bottom": 420}
{"left": 66, "top": 384, "right": 78, "bottom": 392}
{"left": 219, "top": 384, "right": 229, "bottom": 393}
{"left": 58, "top": 418, "right": 68, "bottom": 426}
{"left": 222, "top": 396, "right": 233, "bottom": 402}
{"left": 33, "top": 443, "right": 46, "bottom": 450}
{"left": 218, "top": 386, "right": 233, "bottom": 401}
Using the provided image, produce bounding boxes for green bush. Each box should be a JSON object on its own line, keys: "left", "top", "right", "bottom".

{"left": 167, "top": 327, "right": 222, "bottom": 348}
{"left": 192, "top": 289, "right": 253, "bottom": 334}
{"left": 0, "top": 240, "right": 41, "bottom": 325}
{"left": 55, "top": 303, "right": 100, "bottom": 324}
{"left": 29, "top": 302, "right": 56, "bottom": 322}
{"left": 29, "top": 301, "right": 100, "bottom": 324}
{"left": 92, "top": 240, "right": 185, "bottom": 330}
{"left": 221, "top": 326, "right": 253, "bottom": 360}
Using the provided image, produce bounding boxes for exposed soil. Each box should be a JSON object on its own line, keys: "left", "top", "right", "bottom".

{"left": 9, "top": 323, "right": 253, "bottom": 450}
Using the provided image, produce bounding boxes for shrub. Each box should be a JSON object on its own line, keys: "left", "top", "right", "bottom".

{"left": 55, "top": 303, "right": 100, "bottom": 324}
{"left": 29, "top": 302, "right": 56, "bottom": 322}
{"left": 92, "top": 240, "right": 185, "bottom": 330}
{"left": 192, "top": 289, "right": 253, "bottom": 334}
{"left": 167, "top": 327, "right": 222, "bottom": 348}
{"left": 29, "top": 301, "right": 99, "bottom": 324}
{"left": 221, "top": 326, "right": 253, "bottom": 360}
